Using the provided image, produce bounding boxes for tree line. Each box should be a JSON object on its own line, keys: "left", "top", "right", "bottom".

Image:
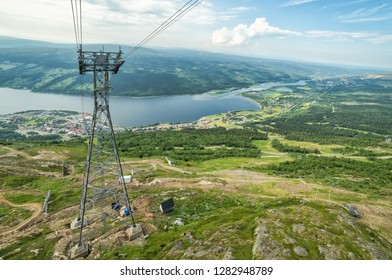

{"left": 116, "top": 127, "right": 267, "bottom": 161}
{"left": 271, "top": 139, "right": 320, "bottom": 154}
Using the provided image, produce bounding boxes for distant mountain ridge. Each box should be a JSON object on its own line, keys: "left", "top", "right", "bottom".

{"left": 0, "top": 36, "right": 74, "bottom": 48}
{"left": 0, "top": 36, "right": 384, "bottom": 97}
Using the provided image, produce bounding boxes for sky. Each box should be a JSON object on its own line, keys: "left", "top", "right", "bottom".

{"left": 1, "top": 0, "right": 392, "bottom": 68}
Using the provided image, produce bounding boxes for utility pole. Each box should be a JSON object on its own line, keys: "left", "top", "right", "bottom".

{"left": 69, "top": 47, "right": 137, "bottom": 259}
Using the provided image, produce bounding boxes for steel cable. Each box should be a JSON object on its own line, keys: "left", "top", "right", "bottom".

{"left": 123, "top": 0, "right": 203, "bottom": 60}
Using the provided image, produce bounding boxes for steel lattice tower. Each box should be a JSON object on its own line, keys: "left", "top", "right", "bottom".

{"left": 70, "top": 48, "right": 137, "bottom": 258}
{"left": 68, "top": 0, "right": 201, "bottom": 259}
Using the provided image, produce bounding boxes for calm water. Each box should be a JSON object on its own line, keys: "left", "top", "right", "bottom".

{"left": 0, "top": 81, "right": 304, "bottom": 127}
{"left": 0, "top": 88, "right": 260, "bottom": 127}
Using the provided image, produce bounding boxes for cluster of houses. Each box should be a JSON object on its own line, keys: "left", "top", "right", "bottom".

{"left": 2, "top": 110, "right": 91, "bottom": 139}
{"left": 1, "top": 108, "right": 261, "bottom": 140}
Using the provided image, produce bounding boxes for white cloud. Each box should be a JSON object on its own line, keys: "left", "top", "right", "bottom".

{"left": 1, "top": 0, "right": 223, "bottom": 45}
{"left": 81, "top": 0, "right": 245, "bottom": 27}
{"left": 182, "top": 3, "right": 254, "bottom": 25}
{"left": 306, "top": 30, "right": 377, "bottom": 39}
{"left": 367, "top": 34, "right": 392, "bottom": 44}
{"left": 281, "top": 0, "right": 317, "bottom": 7}
{"left": 212, "top": 18, "right": 302, "bottom": 46}
{"left": 82, "top": 0, "right": 180, "bottom": 28}
{"left": 228, "top": 6, "right": 254, "bottom": 13}
{"left": 338, "top": 3, "right": 392, "bottom": 23}
{"left": 78, "top": 0, "right": 245, "bottom": 44}
{"left": 306, "top": 30, "right": 392, "bottom": 44}
{"left": 0, "top": 0, "right": 74, "bottom": 43}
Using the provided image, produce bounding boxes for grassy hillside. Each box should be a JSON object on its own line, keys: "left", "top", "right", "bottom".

{"left": 0, "top": 137, "right": 391, "bottom": 260}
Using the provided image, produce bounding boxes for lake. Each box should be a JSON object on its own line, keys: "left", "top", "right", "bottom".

{"left": 0, "top": 81, "right": 304, "bottom": 127}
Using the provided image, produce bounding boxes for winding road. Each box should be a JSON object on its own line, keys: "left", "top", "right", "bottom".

{"left": 0, "top": 194, "right": 42, "bottom": 236}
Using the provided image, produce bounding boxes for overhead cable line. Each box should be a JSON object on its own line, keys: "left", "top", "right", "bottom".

{"left": 79, "top": 0, "right": 83, "bottom": 47}
{"left": 70, "top": 0, "right": 79, "bottom": 48}
{"left": 70, "top": 0, "right": 83, "bottom": 50}
{"left": 123, "top": 0, "right": 203, "bottom": 60}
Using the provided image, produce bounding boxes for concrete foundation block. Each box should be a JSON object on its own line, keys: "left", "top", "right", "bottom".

{"left": 70, "top": 242, "right": 90, "bottom": 259}
{"left": 126, "top": 224, "right": 143, "bottom": 241}
{"left": 70, "top": 217, "right": 88, "bottom": 229}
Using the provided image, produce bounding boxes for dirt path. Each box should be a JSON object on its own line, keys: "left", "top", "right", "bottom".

{"left": 123, "top": 159, "right": 191, "bottom": 174}
{"left": 0, "top": 145, "right": 33, "bottom": 160}
{"left": 0, "top": 194, "right": 42, "bottom": 235}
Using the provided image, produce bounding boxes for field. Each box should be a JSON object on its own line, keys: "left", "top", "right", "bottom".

{"left": 0, "top": 74, "right": 392, "bottom": 260}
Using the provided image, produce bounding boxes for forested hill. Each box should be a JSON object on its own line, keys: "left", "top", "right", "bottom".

{"left": 0, "top": 36, "right": 383, "bottom": 97}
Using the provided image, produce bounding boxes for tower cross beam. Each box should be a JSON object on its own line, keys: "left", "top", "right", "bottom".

{"left": 78, "top": 49, "right": 124, "bottom": 75}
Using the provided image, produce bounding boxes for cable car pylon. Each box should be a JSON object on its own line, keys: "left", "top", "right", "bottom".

{"left": 69, "top": 47, "right": 142, "bottom": 259}
{"left": 68, "top": 0, "right": 203, "bottom": 259}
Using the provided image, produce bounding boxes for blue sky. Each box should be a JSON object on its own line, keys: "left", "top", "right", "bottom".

{"left": 1, "top": 0, "right": 392, "bottom": 68}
